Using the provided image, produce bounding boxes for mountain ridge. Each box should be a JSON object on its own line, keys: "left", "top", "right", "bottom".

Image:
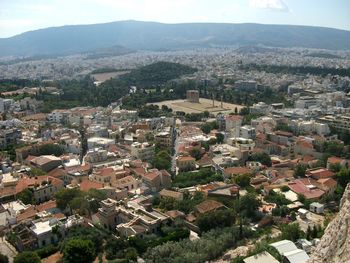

{"left": 1, "top": 20, "right": 350, "bottom": 57}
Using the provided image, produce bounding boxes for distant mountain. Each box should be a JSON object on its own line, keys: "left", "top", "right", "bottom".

{"left": 1, "top": 20, "right": 350, "bottom": 57}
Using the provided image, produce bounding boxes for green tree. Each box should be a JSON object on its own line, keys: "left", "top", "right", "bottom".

{"left": 251, "top": 152, "right": 272, "bottom": 167}
{"left": 239, "top": 193, "right": 261, "bottom": 219}
{"left": 0, "top": 253, "right": 8, "bottom": 263}
{"left": 38, "top": 143, "right": 65, "bottom": 156}
{"left": 14, "top": 251, "right": 40, "bottom": 263}
{"left": 336, "top": 167, "right": 350, "bottom": 188}
{"left": 55, "top": 188, "right": 82, "bottom": 211}
{"left": 216, "top": 133, "right": 225, "bottom": 144}
{"left": 235, "top": 174, "right": 251, "bottom": 187}
{"left": 153, "top": 150, "right": 171, "bottom": 170}
{"left": 63, "top": 238, "right": 96, "bottom": 263}
{"left": 281, "top": 223, "right": 304, "bottom": 242}
{"left": 197, "top": 209, "right": 235, "bottom": 232}
{"left": 294, "top": 163, "right": 307, "bottom": 178}
{"left": 190, "top": 148, "right": 202, "bottom": 160}
{"left": 17, "top": 189, "right": 34, "bottom": 205}
{"left": 200, "top": 123, "right": 212, "bottom": 134}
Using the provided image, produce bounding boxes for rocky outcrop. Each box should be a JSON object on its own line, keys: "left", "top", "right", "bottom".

{"left": 308, "top": 184, "right": 350, "bottom": 263}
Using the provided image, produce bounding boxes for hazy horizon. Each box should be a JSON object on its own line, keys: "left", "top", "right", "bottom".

{"left": 1, "top": 0, "right": 349, "bottom": 38}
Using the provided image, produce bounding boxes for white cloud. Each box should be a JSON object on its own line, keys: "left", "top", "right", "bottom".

{"left": 249, "top": 0, "right": 289, "bottom": 12}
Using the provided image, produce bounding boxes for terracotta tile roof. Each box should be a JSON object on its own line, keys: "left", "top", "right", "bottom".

{"left": 131, "top": 167, "right": 147, "bottom": 176}
{"left": 195, "top": 200, "right": 225, "bottom": 214}
{"left": 160, "top": 170, "right": 171, "bottom": 177}
{"left": 224, "top": 166, "right": 251, "bottom": 176}
{"left": 317, "top": 178, "right": 337, "bottom": 188}
{"left": 225, "top": 115, "right": 242, "bottom": 121}
{"left": 143, "top": 171, "right": 159, "bottom": 181}
{"left": 177, "top": 156, "right": 195, "bottom": 162}
{"left": 47, "top": 168, "right": 67, "bottom": 178}
{"left": 288, "top": 179, "right": 325, "bottom": 200}
{"left": 166, "top": 210, "right": 185, "bottom": 219}
{"left": 307, "top": 168, "right": 335, "bottom": 179}
{"left": 25, "top": 155, "right": 37, "bottom": 162}
{"left": 16, "top": 206, "right": 37, "bottom": 222}
{"left": 95, "top": 167, "right": 114, "bottom": 177}
{"left": 80, "top": 179, "right": 103, "bottom": 191}
{"left": 53, "top": 213, "right": 66, "bottom": 219}
{"left": 36, "top": 200, "right": 57, "bottom": 212}
{"left": 275, "top": 131, "right": 294, "bottom": 137}
{"left": 327, "top": 156, "right": 343, "bottom": 165}
{"left": 160, "top": 189, "right": 183, "bottom": 200}
{"left": 15, "top": 176, "right": 63, "bottom": 194}
{"left": 115, "top": 175, "right": 136, "bottom": 185}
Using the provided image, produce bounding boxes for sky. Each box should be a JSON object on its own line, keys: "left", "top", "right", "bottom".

{"left": 0, "top": 0, "right": 349, "bottom": 38}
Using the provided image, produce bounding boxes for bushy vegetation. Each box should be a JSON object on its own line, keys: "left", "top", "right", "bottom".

{"left": 14, "top": 251, "right": 41, "bottom": 263}
{"left": 17, "top": 188, "right": 35, "bottom": 205}
{"left": 55, "top": 188, "right": 107, "bottom": 215}
{"left": 265, "top": 190, "right": 291, "bottom": 206}
{"left": 34, "top": 244, "right": 59, "bottom": 259}
{"left": 62, "top": 238, "right": 96, "bottom": 263}
{"left": 154, "top": 191, "right": 205, "bottom": 214}
{"left": 38, "top": 143, "right": 65, "bottom": 156}
{"left": 119, "top": 62, "right": 197, "bottom": 87}
{"left": 197, "top": 209, "right": 235, "bottom": 232}
{"left": 143, "top": 226, "right": 252, "bottom": 263}
{"left": 250, "top": 152, "right": 272, "bottom": 167}
{"left": 153, "top": 150, "right": 172, "bottom": 170}
{"left": 172, "top": 169, "right": 223, "bottom": 188}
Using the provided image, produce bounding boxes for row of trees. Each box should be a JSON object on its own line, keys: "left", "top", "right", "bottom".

{"left": 172, "top": 168, "right": 223, "bottom": 188}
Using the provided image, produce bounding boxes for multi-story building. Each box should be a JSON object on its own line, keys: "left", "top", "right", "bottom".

{"left": 225, "top": 115, "right": 242, "bottom": 137}
{"left": 240, "top": 125, "right": 256, "bottom": 139}
{"left": 176, "top": 156, "right": 196, "bottom": 172}
{"left": 0, "top": 128, "right": 22, "bottom": 149}
{"left": 0, "top": 98, "right": 15, "bottom": 113}
{"left": 318, "top": 115, "right": 350, "bottom": 132}
{"left": 87, "top": 137, "right": 115, "bottom": 150}
{"left": 130, "top": 142, "right": 155, "bottom": 162}
{"left": 235, "top": 80, "right": 258, "bottom": 91}
{"left": 155, "top": 131, "right": 172, "bottom": 148}
{"left": 47, "top": 110, "right": 70, "bottom": 124}
{"left": 97, "top": 198, "right": 170, "bottom": 237}
{"left": 84, "top": 148, "right": 108, "bottom": 163}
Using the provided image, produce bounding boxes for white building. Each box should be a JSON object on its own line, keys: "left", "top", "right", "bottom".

{"left": 225, "top": 115, "right": 242, "bottom": 137}
{"left": 240, "top": 125, "right": 256, "bottom": 139}
{"left": 130, "top": 142, "right": 155, "bottom": 162}
{"left": 251, "top": 102, "right": 270, "bottom": 115}
{"left": 87, "top": 137, "right": 115, "bottom": 150}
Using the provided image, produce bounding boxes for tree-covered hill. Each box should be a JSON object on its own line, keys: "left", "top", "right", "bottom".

{"left": 119, "top": 61, "right": 197, "bottom": 87}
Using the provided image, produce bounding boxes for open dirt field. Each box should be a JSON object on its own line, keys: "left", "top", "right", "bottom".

{"left": 150, "top": 98, "right": 244, "bottom": 115}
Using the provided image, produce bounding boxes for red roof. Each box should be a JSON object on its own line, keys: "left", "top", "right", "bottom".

{"left": 95, "top": 167, "right": 114, "bottom": 177}
{"left": 16, "top": 176, "right": 63, "bottom": 194}
{"left": 327, "top": 156, "right": 343, "bottom": 165}
{"left": 288, "top": 179, "right": 325, "bottom": 199}
{"left": 80, "top": 179, "right": 103, "bottom": 191}
{"left": 177, "top": 156, "right": 195, "bottom": 162}
{"left": 225, "top": 115, "right": 242, "bottom": 121}
{"left": 307, "top": 168, "right": 335, "bottom": 179}
{"left": 36, "top": 200, "right": 57, "bottom": 212}
{"left": 47, "top": 168, "right": 67, "bottom": 178}
{"left": 224, "top": 167, "right": 251, "bottom": 176}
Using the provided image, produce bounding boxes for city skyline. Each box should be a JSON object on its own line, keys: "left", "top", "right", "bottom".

{"left": 1, "top": 0, "right": 350, "bottom": 38}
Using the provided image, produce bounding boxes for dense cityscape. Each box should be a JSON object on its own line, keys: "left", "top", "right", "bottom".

{"left": 1, "top": 1, "right": 350, "bottom": 262}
